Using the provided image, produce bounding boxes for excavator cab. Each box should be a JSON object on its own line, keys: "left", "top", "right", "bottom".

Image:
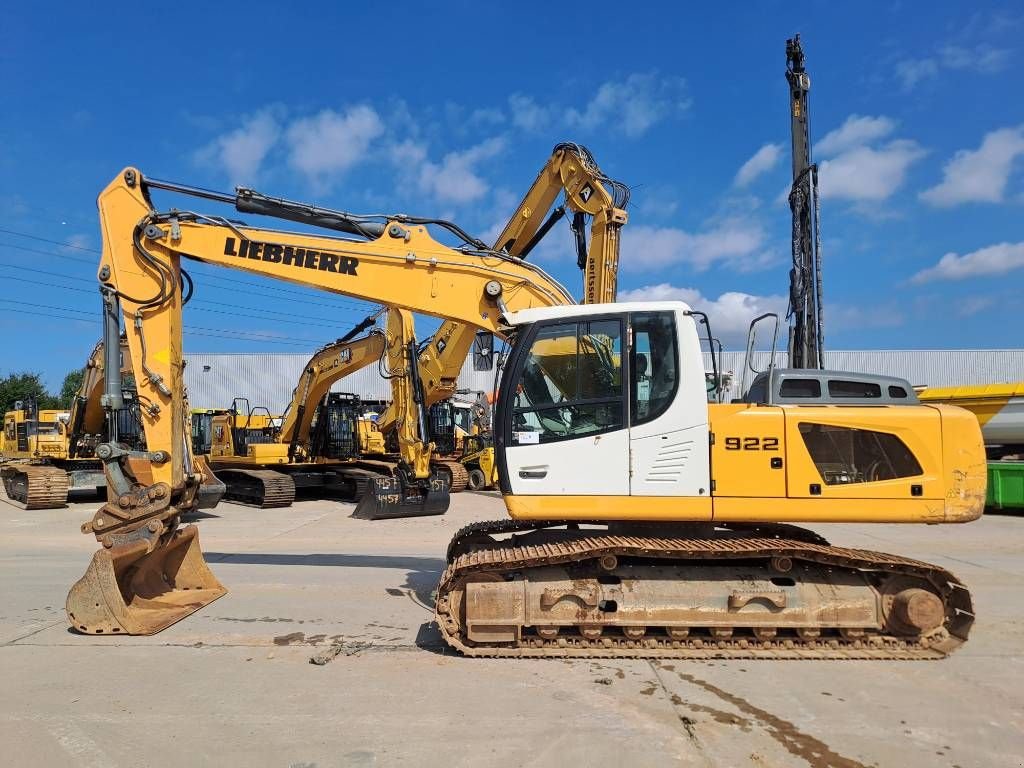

{"left": 308, "top": 392, "right": 362, "bottom": 460}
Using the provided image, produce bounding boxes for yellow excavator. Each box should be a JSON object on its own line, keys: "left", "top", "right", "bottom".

{"left": 191, "top": 308, "right": 450, "bottom": 514}
{"left": 65, "top": 166, "right": 985, "bottom": 660}
{"left": 1, "top": 339, "right": 147, "bottom": 508}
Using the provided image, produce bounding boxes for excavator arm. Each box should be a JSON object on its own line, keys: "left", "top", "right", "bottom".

{"left": 66, "top": 167, "right": 573, "bottom": 635}
{"left": 65, "top": 337, "right": 135, "bottom": 458}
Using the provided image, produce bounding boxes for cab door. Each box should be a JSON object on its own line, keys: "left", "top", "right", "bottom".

{"left": 500, "top": 316, "right": 629, "bottom": 496}
{"left": 628, "top": 310, "right": 711, "bottom": 499}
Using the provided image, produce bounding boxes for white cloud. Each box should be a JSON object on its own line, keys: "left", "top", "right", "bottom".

{"left": 818, "top": 140, "right": 926, "bottom": 201}
{"left": 622, "top": 219, "right": 769, "bottom": 273}
{"left": 896, "top": 43, "right": 1012, "bottom": 90}
{"left": 566, "top": 73, "right": 690, "bottom": 138}
{"left": 734, "top": 144, "right": 782, "bottom": 187}
{"left": 895, "top": 59, "right": 940, "bottom": 91}
{"left": 470, "top": 107, "right": 505, "bottom": 126}
{"left": 957, "top": 295, "right": 995, "bottom": 317}
{"left": 617, "top": 283, "right": 786, "bottom": 346}
{"left": 816, "top": 115, "right": 896, "bottom": 157}
{"left": 508, "top": 94, "right": 550, "bottom": 132}
{"left": 417, "top": 137, "right": 505, "bottom": 204}
{"left": 911, "top": 241, "right": 1024, "bottom": 283}
{"left": 919, "top": 126, "right": 1024, "bottom": 206}
{"left": 940, "top": 43, "right": 1012, "bottom": 73}
{"left": 197, "top": 110, "right": 281, "bottom": 184}
{"left": 285, "top": 106, "right": 384, "bottom": 188}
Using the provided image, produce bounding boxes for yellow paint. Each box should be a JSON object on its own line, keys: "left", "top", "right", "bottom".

{"left": 709, "top": 405, "right": 787, "bottom": 497}
{"left": 919, "top": 382, "right": 1024, "bottom": 426}
{"left": 712, "top": 497, "right": 960, "bottom": 523}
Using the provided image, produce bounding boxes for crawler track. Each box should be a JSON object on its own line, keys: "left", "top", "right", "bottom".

{"left": 216, "top": 469, "right": 296, "bottom": 508}
{"left": 433, "top": 460, "right": 469, "bottom": 494}
{"left": 435, "top": 522, "right": 973, "bottom": 660}
{"left": 1, "top": 464, "right": 69, "bottom": 509}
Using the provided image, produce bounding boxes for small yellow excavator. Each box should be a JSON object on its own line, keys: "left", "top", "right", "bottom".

{"left": 65, "top": 166, "right": 985, "bottom": 661}
{"left": 1, "top": 339, "right": 146, "bottom": 508}
{"left": 118, "top": 308, "right": 448, "bottom": 515}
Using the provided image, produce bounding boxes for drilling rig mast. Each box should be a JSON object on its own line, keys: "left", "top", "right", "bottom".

{"left": 785, "top": 33, "right": 824, "bottom": 369}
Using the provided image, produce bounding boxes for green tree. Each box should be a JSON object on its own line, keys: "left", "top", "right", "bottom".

{"left": 0, "top": 372, "right": 59, "bottom": 412}
{"left": 58, "top": 368, "right": 86, "bottom": 408}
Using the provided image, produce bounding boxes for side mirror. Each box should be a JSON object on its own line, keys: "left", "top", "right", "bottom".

{"left": 472, "top": 331, "right": 494, "bottom": 371}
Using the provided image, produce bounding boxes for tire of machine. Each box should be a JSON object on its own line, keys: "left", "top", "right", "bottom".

{"left": 466, "top": 468, "right": 487, "bottom": 491}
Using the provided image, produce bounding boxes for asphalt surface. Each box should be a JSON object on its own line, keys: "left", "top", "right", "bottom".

{"left": 1, "top": 490, "right": 1022, "bottom": 767}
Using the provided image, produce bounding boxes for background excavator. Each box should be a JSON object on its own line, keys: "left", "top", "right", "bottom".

{"left": 372, "top": 141, "right": 629, "bottom": 495}
{"left": 65, "top": 166, "right": 986, "bottom": 662}
{"left": 1, "top": 338, "right": 143, "bottom": 508}
{"left": 185, "top": 142, "right": 630, "bottom": 511}
{"left": 193, "top": 308, "right": 449, "bottom": 515}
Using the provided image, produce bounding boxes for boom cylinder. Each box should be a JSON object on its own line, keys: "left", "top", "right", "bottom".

{"left": 100, "top": 288, "right": 124, "bottom": 426}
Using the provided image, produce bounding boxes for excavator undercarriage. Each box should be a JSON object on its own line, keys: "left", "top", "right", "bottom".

{"left": 436, "top": 520, "right": 972, "bottom": 659}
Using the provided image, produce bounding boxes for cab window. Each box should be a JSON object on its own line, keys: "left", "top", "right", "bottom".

{"left": 631, "top": 311, "right": 678, "bottom": 425}
{"left": 511, "top": 319, "right": 623, "bottom": 444}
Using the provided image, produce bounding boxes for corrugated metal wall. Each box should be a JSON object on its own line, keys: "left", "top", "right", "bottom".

{"left": 184, "top": 352, "right": 498, "bottom": 411}
{"left": 185, "top": 349, "right": 1024, "bottom": 412}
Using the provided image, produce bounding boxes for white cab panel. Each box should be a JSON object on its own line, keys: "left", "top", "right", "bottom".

{"left": 629, "top": 309, "right": 711, "bottom": 497}
{"left": 505, "top": 429, "right": 630, "bottom": 496}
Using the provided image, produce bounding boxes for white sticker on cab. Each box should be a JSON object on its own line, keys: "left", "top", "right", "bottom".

{"left": 514, "top": 431, "right": 540, "bottom": 445}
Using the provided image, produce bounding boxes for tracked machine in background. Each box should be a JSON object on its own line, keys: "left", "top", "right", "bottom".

{"left": 62, "top": 166, "right": 987, "bottom": 658}
{"left": 372, "top": 142, "right": 629, "bottom": 471}
{"left": 1, "top": 339, "right": 144, "bottom": 508}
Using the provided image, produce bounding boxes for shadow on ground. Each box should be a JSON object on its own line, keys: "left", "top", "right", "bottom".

{"left": 205, "top": 552, "right": 444, "bottom": 606}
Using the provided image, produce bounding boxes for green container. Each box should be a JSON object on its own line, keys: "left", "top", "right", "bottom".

{"left": 987, "top": 461, "right": 1024, "bottom": 511}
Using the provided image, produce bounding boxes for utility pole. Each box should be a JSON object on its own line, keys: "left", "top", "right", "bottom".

{"left": 785, "top": 34, "right": 824, "bottom": 369}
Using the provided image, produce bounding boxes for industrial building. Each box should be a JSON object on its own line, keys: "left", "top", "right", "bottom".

{"left": 183, "top": 348, "right": 1024, "bottom": 411}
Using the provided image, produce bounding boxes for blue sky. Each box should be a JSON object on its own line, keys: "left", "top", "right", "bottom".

{"left": 2, "top": 1, "right": 1022, "bottom": 389}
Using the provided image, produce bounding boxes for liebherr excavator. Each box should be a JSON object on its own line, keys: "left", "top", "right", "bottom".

{"left": 67, "top": 167, "right": 986, "bottom": 659}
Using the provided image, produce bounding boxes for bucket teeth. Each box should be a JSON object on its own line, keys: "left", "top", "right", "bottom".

{"left": 66, "top": 525, "right": 226, "bottom": 635}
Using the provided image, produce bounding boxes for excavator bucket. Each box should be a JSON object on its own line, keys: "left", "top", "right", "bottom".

{"left": 352, "top": 473, "right": 450, "bottom": 520}
{"left": 66, "top": 525, "right": 226, "bottom": 635}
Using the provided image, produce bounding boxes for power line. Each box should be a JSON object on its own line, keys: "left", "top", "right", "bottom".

{"left": 0, "top": 299, "right": 326, "bottom": 347}
{"left": 0, "top": 253, "right": 378, "bottom": 323}
{"left": 0, "top": 227, "right": 100, "bottom": 253}
{"left": 0, "top": 225, "right": 380, "bottom": 312}
{"left": 3, "top": 275, "right": 367, "bottom": 331}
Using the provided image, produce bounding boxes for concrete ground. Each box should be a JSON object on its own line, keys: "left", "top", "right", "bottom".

{"left": 1, "top": 491, "right": 1022, "bottom": 768}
